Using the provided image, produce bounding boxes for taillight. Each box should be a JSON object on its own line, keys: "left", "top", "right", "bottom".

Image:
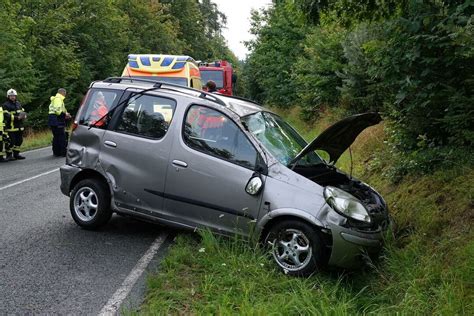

{"left": 72, "top": 121, "right": 78, "bottom": 131}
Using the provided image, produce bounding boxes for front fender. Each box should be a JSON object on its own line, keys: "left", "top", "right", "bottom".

{"left": 256, "top": 208, "right": 325, "bottom": 236}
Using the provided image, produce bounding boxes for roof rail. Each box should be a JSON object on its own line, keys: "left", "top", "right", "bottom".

{"left": 102, "top": 77, "right": 162, "bottom": 86}
{"left": 99, "top": 77, "right": 226, "bottom": 107}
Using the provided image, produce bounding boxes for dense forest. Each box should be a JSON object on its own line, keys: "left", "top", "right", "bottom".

{"left": 0, "top": 0, "right": 237, "bottom": 128}
{"left": 241, "top": 0, "right": 473, "bottom": 177}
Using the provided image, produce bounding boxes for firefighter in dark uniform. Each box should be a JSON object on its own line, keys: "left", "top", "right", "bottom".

{"left": 3, "top": 89, "right": 26, "bottom": 160}
{"left": 0, "top": 102, "right": 7, "bottom": 162}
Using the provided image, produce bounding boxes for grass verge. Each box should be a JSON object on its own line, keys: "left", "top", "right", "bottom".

{"left": 21, "top": 129, "right": 52, "bottom": 151}
{"left": 140, "top": 107, "right": 473, "bottom": 314}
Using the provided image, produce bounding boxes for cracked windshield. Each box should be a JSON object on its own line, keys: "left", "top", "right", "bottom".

{"left": 242, "top": 112, "right": 323, "bottom": 166}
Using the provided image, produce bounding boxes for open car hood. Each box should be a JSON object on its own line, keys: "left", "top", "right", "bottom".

{"left": 289, "top": 112, "right": 382, "bottom": 166}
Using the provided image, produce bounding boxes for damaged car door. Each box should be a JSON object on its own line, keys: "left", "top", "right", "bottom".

{"left": 99, "top": 92, "right": 177, "bottom": 216}
{"left": 163, "top": 105, "right": 266, "bottom": 235}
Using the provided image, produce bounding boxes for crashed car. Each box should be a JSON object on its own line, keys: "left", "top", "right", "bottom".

{"left": 60, "top": 77, "right": 389, "bottom": 276}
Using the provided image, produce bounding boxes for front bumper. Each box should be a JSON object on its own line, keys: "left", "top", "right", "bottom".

{"left": 327, "top": 221, "right": 385, "bottom": 269}
{"left": 60, "top": 164, "right": 82, "bottom": 196}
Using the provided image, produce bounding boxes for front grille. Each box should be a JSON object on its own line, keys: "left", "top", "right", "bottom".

{"left": 366, "top": 203, "right": 386, "bottom": 215}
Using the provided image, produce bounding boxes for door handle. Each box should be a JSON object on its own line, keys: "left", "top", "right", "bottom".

{"left": 172, "top": 160, "right": 188, "bottom": 168}
{"left": 104, "top": 140, "right": 117, "bottom": 148}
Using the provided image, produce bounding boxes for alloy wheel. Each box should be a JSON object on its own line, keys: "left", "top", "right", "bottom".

{"left": 73, "top": 187, "right": 99, "bottom": 222}
{"left": 269, "top": 228, "right": 313, "bottom": 272}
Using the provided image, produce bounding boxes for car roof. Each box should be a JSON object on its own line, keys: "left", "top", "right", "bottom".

{"left": 90, "top": 78, "right": 270, "bottom": 118}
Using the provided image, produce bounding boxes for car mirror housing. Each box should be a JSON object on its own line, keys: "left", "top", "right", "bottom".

{"left": 245, "top": 176, "right": 263, "bottom": 195}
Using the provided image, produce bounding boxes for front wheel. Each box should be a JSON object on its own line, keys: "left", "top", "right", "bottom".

{"left": 264, "top": 220, "right": 324, "bottom": 277}
{"left": 70, "top": 179, "right": 112, "bottom": 229}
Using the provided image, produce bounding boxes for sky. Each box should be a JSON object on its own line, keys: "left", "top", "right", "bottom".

{"left": 213, "top": 0, "right": 271, "bottom": 60}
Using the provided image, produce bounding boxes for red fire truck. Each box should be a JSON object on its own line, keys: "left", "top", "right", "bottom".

{"left": 199, "top": 60, "right": 236, "bottom": 95}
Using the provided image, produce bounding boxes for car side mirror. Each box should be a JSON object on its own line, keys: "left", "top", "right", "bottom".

{"left": 232, "top": 73, "right": 237, "bottom": 84}
{"left": 245, "top": 176, "right": 263, "bottom": 195}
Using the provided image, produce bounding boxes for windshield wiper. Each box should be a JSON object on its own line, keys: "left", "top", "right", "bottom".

{"left": 288, "top": 155, "right": 329, "bottom": 170}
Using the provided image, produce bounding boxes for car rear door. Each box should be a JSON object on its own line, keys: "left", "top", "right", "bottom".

{"left": 98, "top": 92, "right": 177, "bottom": 217}
{"left": 163, "top": 104, "right": 266, "bottom": 236}
{"left": 67, "top": 88, "right": 122, "bottom": 168}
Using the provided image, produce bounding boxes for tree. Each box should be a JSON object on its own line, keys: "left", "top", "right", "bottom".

{"left": 0, "top": 1, "right": 37, "bottom": 104}
{"left": 244, "top": 2, "right": 308, "bottom": 106}
{"left": 0, "top": 0, "right": 234, "bottom": 128}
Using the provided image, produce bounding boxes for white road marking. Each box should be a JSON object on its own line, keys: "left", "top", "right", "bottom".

{"left": 0, "top": 168, "right": 59, "bottom": 191}
{"left": 98, "top": 233, "right": 169, "bottom": 315}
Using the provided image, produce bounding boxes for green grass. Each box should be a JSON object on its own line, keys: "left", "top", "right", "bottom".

{"left": 140, "top": 107, "right": 473, "bottom": 315}
{"left": 21, "top": 129, "right": 52, "bottom": 151}
{"left": 141, "top": 232, "right": 361, "bottom": 315}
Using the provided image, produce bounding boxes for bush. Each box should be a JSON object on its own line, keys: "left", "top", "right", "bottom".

{"left": 242, "top": 0, "right": 473, "bottom": 176}
{"left": 377, "top": 1, "right": 474, "bottom": 150}
{"left": 339, "top": 23, "right": 386, "bottom": 114}
{"left": 294, "top": 25, "right": 346, "bottom": 120}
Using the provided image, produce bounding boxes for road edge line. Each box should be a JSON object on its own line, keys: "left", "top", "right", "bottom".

{"left": 98, "top": 233, "right": 169, "bottom": 315}
{"left": 0, "top": 168, "right": 59, "bottom": 191}
{"left": 23, "top": 146, "right": 51, "bottom": 154}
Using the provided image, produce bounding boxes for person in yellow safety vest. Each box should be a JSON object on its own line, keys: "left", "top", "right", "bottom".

{"left": 48, "top": 88, "right": 71, "bottom": 157}
{"left": 3, "top": 89, "right": 27, "bottom": 160}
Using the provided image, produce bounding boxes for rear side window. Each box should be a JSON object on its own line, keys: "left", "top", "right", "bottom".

{"left": 79, "top": 89, "right": 119, "bottom": 128}
{"left": 183, "top": 105, "right": 257, "bottom": 169}
{"left": 115, "top": 94, "right": 176, "bottom": 139}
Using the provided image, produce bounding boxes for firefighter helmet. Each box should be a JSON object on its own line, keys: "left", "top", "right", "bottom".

{"left": 7, "top": 89, "right": 17, "bottom": 97}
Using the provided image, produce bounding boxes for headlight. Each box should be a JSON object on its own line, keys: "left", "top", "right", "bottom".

{"left": 324, "top": 186, "right": 371, "bottom": 223}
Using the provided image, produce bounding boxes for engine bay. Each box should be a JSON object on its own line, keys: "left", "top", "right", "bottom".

{"left": 293, "top": 163, "right": 389, "bottom": 230}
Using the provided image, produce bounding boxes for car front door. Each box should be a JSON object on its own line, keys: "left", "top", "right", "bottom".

{"left": 163, "top": 105, "right": 266, "bottom": 236}
{"left": 99, "top": 93, "right": 177, "bottom": 217}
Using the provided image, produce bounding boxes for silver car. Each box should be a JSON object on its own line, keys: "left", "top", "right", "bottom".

{"left": 60, "top": 77, "right": 389, "bottom": 276}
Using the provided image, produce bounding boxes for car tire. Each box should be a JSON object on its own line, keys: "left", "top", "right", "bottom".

{"left": 264, "top": 220, "right": 323, "bottom": 277}
{"left": 70, "top": 178, "right": 112, "bottom": 229}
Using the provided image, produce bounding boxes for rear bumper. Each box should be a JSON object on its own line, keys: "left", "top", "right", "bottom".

{"left": 327, "top": 222, "right": 384, "bottom": 269}
{"left": 60, "top": 164, "right": 81, "bottom": 196}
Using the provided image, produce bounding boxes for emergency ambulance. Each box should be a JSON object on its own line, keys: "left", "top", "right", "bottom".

{"left": 122, "top": 54, "right": 202, "bottom": 89}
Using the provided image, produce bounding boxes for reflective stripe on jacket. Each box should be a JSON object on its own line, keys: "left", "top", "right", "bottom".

{"left": 0, "top": 106, "right": 3, "bottom": 133}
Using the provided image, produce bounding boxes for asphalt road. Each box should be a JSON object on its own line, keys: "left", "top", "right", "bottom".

{"left": 0, "top": 147, "right": 171, "bottom": 314}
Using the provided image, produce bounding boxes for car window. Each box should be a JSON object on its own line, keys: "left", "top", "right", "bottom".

{"left": 79, "top": 89, "right": 119, "bottom": 128}
{"left": 183, "top": 105, "right": 257, "bottom": 169}
{"left": 200, "top": 70, "right": 224, "bottom": 88}
{"left": 115, "top": 94, "right": 176, "bottom": 139}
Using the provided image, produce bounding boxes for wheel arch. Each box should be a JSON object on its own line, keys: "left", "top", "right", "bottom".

{"left": 258, "top": 209, "right": 325, "bottom": 243}
{"left": 69, "top": 169, "right": 110, "bottom": 195}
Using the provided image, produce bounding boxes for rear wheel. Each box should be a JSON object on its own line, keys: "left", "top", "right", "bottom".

{"left": 265, "top": 220, "right": 323, "bottom": 276}
{"left": 70, "top": 179, "right": 112, "bottom": 229}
